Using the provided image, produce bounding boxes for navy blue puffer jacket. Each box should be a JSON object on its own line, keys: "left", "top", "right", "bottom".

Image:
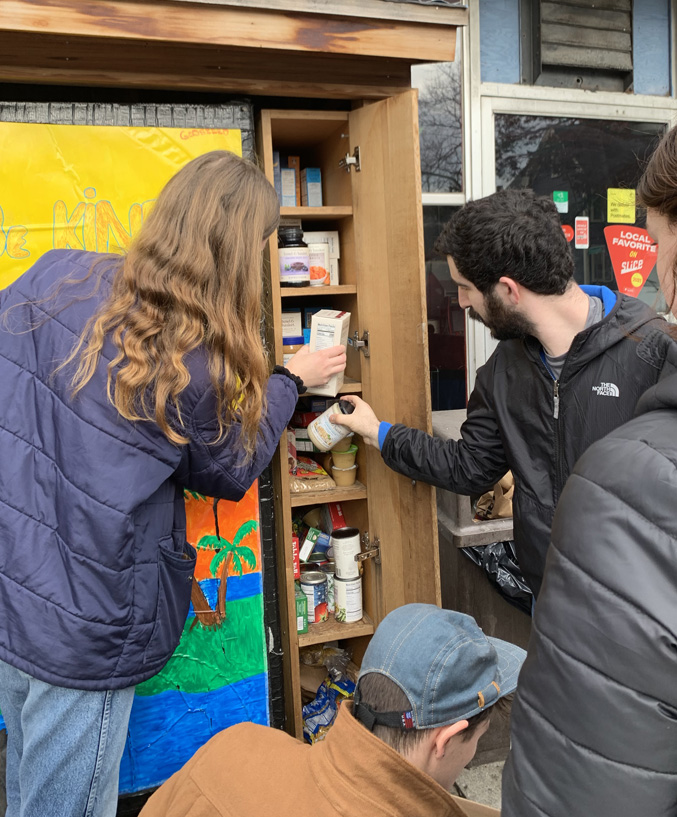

{"left": 0, "top": 250, "right": 297, "bottom": 690}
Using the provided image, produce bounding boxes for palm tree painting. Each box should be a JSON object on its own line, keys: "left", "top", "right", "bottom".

{"left": 185, "top": 491, "right": 259, "bottom": 631}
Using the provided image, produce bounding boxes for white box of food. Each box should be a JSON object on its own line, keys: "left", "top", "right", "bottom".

{"left": 302, "top": 230, "right": 340, "bottom": 259}
{"left": 308, "top": 309, "right": 351, "bottom": 396}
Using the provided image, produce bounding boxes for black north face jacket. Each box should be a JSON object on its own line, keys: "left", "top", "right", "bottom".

{"left": 380, "top": 286, "right": 677, "bottom": 596}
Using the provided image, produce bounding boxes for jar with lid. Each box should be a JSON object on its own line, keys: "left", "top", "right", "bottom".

{"left": 307, "top": 400, "right": 355, "bottom": 452}
{"left": 278, "top": 227, "right": 310, "bottom": 287}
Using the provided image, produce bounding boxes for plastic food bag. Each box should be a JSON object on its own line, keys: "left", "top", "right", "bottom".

{"left": 302, "top": 668, "right": 356, "bottom": 744}
{"left": 461, "top": 540, "right": 532, "bottom": 616}
{"left": 289, "top": 454, "right": 336, "bottom": 494}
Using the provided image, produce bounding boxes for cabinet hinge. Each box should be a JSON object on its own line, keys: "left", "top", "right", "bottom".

{"left": 348, "top": 329, "right": 369, "bottom": 358}
{"left": 356, "top": 532, "right": 381, "bottom": 565}
{"left": 339, "top": 146, "right": 361, "bottom": 173}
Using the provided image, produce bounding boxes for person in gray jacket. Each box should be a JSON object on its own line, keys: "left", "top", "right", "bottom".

{"left": 502, "top": 123, "right": 677, "bottom": 817}
{"left": 333, "top": 189, "right": 677, "bottom": 598}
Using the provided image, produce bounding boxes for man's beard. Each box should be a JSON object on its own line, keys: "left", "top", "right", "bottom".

{"left": 468, "top": 289, "right": 536, "bottom": 341}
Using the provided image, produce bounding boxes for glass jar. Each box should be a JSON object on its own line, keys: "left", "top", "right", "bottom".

{"left": 278, "top": 226, "right": 310, "bottom": 287}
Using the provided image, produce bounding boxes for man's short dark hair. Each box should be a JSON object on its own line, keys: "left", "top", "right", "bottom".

{"left": 354, "top": 674, "right": 514, "bottom": 755}
{"left": 434, "top": 189, "right": 574, "bottom": 295}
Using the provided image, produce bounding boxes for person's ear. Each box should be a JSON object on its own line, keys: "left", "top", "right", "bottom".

{"left": 497, "top": 276, "right": 521, "bottom": 305}
{"left": 433, "top": 720, "right": 469, "bottom": 759}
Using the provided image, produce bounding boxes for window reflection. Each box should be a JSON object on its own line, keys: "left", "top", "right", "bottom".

{"left": 424, "top": 206, "right": 466, "bottom": 409}
{"left": 412, "top": 58, "right": 463, "bottom": 193}
{"left": 495, "top": 115, "right": 666, "bottom": 310}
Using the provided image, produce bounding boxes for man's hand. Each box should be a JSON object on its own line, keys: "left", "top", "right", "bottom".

{"left": 285, "top": 345, "right": 346, "bottom": 388}
{"left": 330, "top": 395, "right": 381, "bottom": 448}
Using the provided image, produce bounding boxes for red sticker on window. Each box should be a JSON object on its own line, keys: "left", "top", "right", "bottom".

{"left": 604, "top": 226, "right": 657, "bottom": 297}
{"left": 562, "top": 225, "right": 574, "bottom": 242}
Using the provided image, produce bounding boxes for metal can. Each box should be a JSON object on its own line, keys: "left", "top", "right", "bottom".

{"left": 320, "top": 562, "right": 336, "bottom": 614}
{"left": 331, "top": 527, "right": 361, "bottom": 580}
{"left": 334, "top": 576, "right": 362, "bottom": 623}
{"left": 299, "top": 571, "right": 328, "bottom": 624}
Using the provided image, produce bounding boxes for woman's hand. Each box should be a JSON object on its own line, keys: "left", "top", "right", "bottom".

{"left": 285, "top": 345, "right": 346, "bottom": 388}
{"left": 329, "top": 395, "right": 381, "bottom": 448}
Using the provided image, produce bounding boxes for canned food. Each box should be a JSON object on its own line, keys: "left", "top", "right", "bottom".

{"left": 299, "top": 571, "right": 328, "bottom": 624}
{"left": 320, "top": 562, "right": 336, "bottom": 614}
{"left": 334, "top": 576, "right": 362, "bottom": 623}
{"left": 330, "top": 527, "right": 361, "bottom": 580}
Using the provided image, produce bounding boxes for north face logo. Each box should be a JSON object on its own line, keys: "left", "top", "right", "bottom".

{"left": 592, "top": 382, "right": 620, "bottom": 397}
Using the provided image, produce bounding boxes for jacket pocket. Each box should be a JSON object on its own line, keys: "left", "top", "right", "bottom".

{"left": 143, "top": 535, "right": 197, "bottom": 666}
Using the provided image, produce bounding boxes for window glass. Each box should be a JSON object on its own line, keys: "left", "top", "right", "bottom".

{"left": 424, "top": 206, "right": 466, "bottom": 410}
{"left": 412, "top": 44, "right": 463, "bottom": 193}
{"left": 494, "top": 115, "right": 667, "bottom": 311}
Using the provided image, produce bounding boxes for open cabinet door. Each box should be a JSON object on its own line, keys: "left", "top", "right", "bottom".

{"left": 348, "top": 90, "right": 441, "bottom": 617}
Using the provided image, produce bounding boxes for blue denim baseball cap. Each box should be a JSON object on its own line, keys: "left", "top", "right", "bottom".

{"left": 354, "top": 604, "right": 526, "bottom": 731}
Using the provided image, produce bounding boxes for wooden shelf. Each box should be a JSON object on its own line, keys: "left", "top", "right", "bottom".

{"left": 290, "top": 480, "right": 367, "bottom": 507}
{"left": 305, "top": 377, "right": 361, "bottom": 396}
{"left": 280, "top": 284, "right": 356, "bottom": 297}
{"left": 338, "top": 378, "right": 362, "bottom": 394}
{"left": 298, "top": 612, "right": 374, "bottom": 647}
{"left": 280, "top": 205, "right": 352, "bottom": 220}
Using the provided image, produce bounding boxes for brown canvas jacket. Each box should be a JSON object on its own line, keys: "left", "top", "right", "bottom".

{"left": 140, "top": 703, "right": 498, "bottom": 817}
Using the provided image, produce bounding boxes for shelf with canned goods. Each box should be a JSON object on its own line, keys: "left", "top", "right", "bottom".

{"left": 258, "top": 101, "right": 439, "bottom": 737}
{"left": 298, "top": 611, "right": 374, "bottom": 648}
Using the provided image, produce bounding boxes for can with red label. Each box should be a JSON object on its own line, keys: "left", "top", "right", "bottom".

{"left": 299, "top": 571, "right": 328, "bottom": 624}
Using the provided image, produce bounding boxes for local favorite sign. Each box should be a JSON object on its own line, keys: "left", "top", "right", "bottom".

{"left": 603, "top": 225, "right": 657, "bottom": 298}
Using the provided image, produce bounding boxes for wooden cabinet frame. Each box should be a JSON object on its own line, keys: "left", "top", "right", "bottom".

{"left": 258, "top": 97, "right": 440, "bottom": 734}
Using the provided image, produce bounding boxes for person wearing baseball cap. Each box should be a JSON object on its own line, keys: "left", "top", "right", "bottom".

{"left": 141, "top": 604, "right": 525, "bottom": 817}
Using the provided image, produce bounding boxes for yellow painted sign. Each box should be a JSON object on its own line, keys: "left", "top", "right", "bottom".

{"left": 607, "top": 188, "right": 636, "bottom": 224}
{"left": 0, "top": 123, "right": 242, "bottom": 289}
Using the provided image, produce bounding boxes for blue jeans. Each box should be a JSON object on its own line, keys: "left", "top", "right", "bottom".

{"left": 0, "top": 659, "right": 135, "bottom": 817}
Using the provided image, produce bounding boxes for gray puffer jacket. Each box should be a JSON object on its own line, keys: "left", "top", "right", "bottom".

{"left": 502, "top": 370, "right": 677, "bottom": 817}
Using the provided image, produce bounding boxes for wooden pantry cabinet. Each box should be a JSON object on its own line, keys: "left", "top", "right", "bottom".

{"left": 257, "top": 95, "right": 441, "bottom": 736}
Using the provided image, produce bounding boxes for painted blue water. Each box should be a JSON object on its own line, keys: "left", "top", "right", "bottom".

{"left": 119, "top": 672, "right": 269, "bottom": 794}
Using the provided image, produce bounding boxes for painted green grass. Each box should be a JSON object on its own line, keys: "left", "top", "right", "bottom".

{"left": 137, "top": 593, "right": 266, "bottom": 697}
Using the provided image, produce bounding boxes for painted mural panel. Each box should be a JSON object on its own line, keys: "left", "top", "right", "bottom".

{"left": 120, "top": 488, "right": 268, "bottom": 792}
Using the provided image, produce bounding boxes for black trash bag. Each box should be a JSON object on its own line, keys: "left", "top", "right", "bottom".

{"left": 461, "top": 540, "right": 533, "bottom": 616}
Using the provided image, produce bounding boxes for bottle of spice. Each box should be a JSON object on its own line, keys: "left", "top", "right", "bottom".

{"left": 278, "top": 226, "right": 310, "bottom": 287}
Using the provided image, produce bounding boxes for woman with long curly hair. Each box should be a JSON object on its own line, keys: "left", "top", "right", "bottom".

{"left": 0, "top": 150, "right": 345, "bottom": 817}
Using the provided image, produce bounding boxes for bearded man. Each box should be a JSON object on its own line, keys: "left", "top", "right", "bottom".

{"left": 334, "top": 189, "right": 677, "bottom": 598}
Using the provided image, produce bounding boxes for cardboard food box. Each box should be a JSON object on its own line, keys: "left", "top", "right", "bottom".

{"left": 308, "top": 309, "right": 350, "bottom": 396}
{"left": 294, "top": 584, "right": 308, "bottom": 634}
{"left": 301, "top": 167, "right": 323, "bottom": 207}
{"left": 281, "top": 308, "right": 303, "bottom": 341}
{"left": 321, "top": 502, "right": 347, "bottom": 534}
{"left": 280, "top": 168, "right": 297, "bottom": 207}
{"left": 291, "top": 534, "right": 300, "bottom": 580}
{"left": 302, "top": 230, "right": 340, "bottom": 259}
